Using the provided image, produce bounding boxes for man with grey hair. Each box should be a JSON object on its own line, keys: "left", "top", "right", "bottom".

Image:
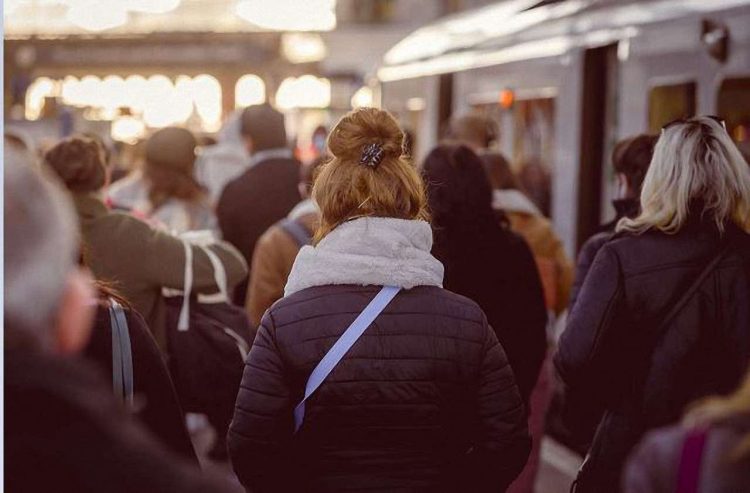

{"left": 4, "top": 142, "right": 93, "bottom": 352}
{"left": 5, "top": 152, "right": 242, "bottom": 493}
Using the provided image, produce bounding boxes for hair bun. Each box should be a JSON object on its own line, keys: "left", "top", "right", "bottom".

{"left": 44, "top": 137, "right": 107, "bottom": 193}
{"left": 327, "top": 108, "right": 404, "bottom": 163}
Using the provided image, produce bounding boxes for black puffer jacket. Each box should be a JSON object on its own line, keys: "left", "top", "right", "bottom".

{"left": 228, "top": 284, "right": 530, "bottom": 493}
{"left": 555, "top": 221, "right": 750, "bottom": 491}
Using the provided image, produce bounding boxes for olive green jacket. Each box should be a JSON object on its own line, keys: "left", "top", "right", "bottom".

{"left": 74, "top": 193, "right": 247, "bottom": 350}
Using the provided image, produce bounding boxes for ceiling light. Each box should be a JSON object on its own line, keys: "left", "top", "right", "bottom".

{"left": 281, "top": 33, "right": 327, "bottom": 63}
{"left": 65, "top": 1, "right": 128, "bottom": 32}
{"left": 235, "top": 0, "right": 336, "bottom": 31}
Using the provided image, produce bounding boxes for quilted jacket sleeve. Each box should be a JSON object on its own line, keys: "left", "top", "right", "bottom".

{"left": 228, "top": 315, "right": 294, "bottom": 492}
{"left": 450, "top": 321, "right": 531, "bottom": 492}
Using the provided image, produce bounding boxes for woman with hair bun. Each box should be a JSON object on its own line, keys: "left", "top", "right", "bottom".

{"left": 229, "top": 108, "right": 530, "bottom": 493}
{"left": 555, "top": 116, "right": 750, "bottom": 491}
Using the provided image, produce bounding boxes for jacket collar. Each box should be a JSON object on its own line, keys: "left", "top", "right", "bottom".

{"left": 492, "top": 189, "right": 542, "bottom": 217}
{"left": 284, "top": 217, "right": 444, "bottom": 296}
{"left": 72, "top": 193, "right": 109, "bottom": 223}
{"left": 249, "top": 148, "right": 294, "bottom": 169}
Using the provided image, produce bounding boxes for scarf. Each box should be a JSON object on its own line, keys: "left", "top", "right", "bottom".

{"left": 285, "top": 217, "right": 444, "bottom": 296}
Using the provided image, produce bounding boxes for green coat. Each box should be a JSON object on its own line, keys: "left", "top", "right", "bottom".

{"left": 74, "top": 194, "right": 247, "bottom": 350}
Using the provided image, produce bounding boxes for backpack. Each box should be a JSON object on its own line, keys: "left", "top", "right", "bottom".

{"left": 165, "top": 242, "right": 254, "bottom": 421}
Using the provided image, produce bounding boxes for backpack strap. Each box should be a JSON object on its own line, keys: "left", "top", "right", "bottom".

{"left": 676, "top": 427, "right": 710, "bottom": 493}
{"left": 279, "top": 218, "right": 312, "bottom": 248}
{"left": 177, "top": 240, "right": 194, "bottom": 331}
{"left": 109, "top": 299, "right": 134, "bottom": 409}
{"left": 294, "top": 285, "right": 401, "bottom": 432}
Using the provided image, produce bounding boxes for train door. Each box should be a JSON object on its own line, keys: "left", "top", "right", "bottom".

{"left": 577, "top": 43, "right": 618, "bottom": 249}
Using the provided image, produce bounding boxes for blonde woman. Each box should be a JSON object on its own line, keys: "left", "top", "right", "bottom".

{"left": 624, "top": 369, "right": 750, "bottom": 492}
{"left": 555, "top": 116, "right": 750, "bottom": 492}
{"left": 228, "top": 108, "right": 530, "bottom": 492}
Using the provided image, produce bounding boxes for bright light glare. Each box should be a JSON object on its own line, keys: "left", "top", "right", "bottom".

{"left": 235, "top": 75, "right": 266, "bottom": 108}
{"left": 351, "top": 86, "right": 373, "bottom": 109}
{"left": 65, "top": 1, "right": 128, "bottom": 32}
{"left": 111, "top": 115, "right": 146, "bottom": 143}
{"left": 25, "top": 77, "right": 57, "bottom": 120}
{"left": 235, "top": 0, "right": 336, "bottom": 31}
{"left": 276, "top": 75, "right": 331, "bottom": 110}
{"left": 190, "top": 74, "right": 223, "bottom": 132}
{"left": 281, "top": 33, "right": 327, "bottom": 63}
{"left": 406, "top": 97, "right": 426, "bottom": 112}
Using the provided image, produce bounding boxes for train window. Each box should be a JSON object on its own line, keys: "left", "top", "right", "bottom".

{"left": 648, "top": 82, "right": 696, "bottom": 133}
{"left": 513, "top": 97, "right": 555, "bottom": 216}
{"left": 717, "top": 77, "right": 750, "bottom": 159}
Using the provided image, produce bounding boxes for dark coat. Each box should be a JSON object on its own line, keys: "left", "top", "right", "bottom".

{"left": 83, "top": 304, "right": 197, "bottom": 462}
{"left": 569, "top": 198, "right": 640, "bottom": 308}
{"left": 228, "top": 284, "right": 531, "bottom": 493}
{"left": 6, "top": 350, "right": 243, "bottom": 493}
{"left": 217, "top": 157, "right": 301, "bottom": 305}
{"left": 434, "top": 224, "right": 548, "bottom": 405}
{"left": 555, "top": 221, "right": 750, "bottom": 491}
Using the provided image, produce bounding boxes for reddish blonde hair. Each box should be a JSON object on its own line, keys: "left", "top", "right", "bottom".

{"left": 312, "top": 108, "right": 428, "bottom": 241}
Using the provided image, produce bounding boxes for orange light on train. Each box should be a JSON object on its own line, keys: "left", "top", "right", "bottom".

{"left": 499, "top": 89, "right": 515, "bottom": 109}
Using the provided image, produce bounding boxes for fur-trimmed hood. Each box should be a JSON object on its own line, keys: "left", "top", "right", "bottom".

{"left": 284, "top": 217, "right": 444, "bottom": 296}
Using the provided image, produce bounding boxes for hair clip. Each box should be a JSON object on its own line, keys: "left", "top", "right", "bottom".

{"left": 360, "top": 143, "right": 385, "bottom": 168}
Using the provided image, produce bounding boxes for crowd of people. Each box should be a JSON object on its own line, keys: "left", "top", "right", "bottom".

{"left": 5, "top": 101, "right": 750, "bottom": 493}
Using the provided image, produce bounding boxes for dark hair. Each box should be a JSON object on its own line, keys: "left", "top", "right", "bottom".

{"left": 143, "top": 127, "right": 205, "bottom": 210}
{"left": 240, "top": 104, "right": 288, "bottom": 152}
{"left": 44, "top": 136, "right": 108, "bottom": 193}
{"left": 612, "top": 134, "right": 658, "bottom": 196}
{"left": 480, "top": 152, "right": 520, "bottom": 190}
{"left": 422, "top": 145, "right": 499, "bottom": 242}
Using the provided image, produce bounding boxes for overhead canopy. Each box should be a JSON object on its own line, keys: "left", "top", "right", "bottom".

{"left": 379, "top": 0, "right": 750, "bottom": 81}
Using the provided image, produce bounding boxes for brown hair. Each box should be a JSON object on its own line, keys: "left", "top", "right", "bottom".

{"left": 480, "top": 152, "right": 521, "bottom": 190}
{"left": 312, "top": 108, "right": 428, "bottom": 241}
{"left": 43, "top": 136, "right": 107, "bottom": 193}
{"left": 143, "top": 127, "right": 205, "bottom": 210}
{"left": 612, "top": 134, "right": 658, "bottom": 196}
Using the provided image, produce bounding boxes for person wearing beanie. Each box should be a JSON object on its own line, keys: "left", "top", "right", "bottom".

{"left": 108, "top": 127, "right": 217, "bottom": 234}
{"left": 217, "top": 103, "right": 301, "bottom": 305}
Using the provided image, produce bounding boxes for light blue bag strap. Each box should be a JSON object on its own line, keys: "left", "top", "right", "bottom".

{"left": 293, "top": 285, "right": 400, "bottom": 433}
{"left": 109, "top": 299, "right": 134, "bottom": 409}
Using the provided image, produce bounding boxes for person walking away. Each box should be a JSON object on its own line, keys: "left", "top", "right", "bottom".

{"left": 424, "top": 145, "right": 548, "bottom": 493}
{"left": 228, "top": 108, "right": 530, "bottom": 493}
{"left": 445, "top": 113, "right": 498, "bottom": 152}
{"left": 569, "top": 134, "right": 657, "bottom": 308}
{"left": 481, "top": 152, "right": 573, "bottom": 317}
{"left": 194, "top": 109, "right": 251, "bottom": 204}
{"left": 555, "top": 116, "right": 750, "bottom": 492}
{"left": 43, "top": 136, "right": 247, "bottom": 351}
{"left": 245, "top": 156, "right": 325, "bottom": 326}
{"left": 82, "top": 278, "right": 198, "bottom": 462}
{"left": 108, "top": 127, "right": 217, "bottom": 234}
{"left": 4, "top": 147, "right": 242, "bottom": 493}
{"left": 624, "top": 368, "right": 750, "bottom": 492}
{"left": 217, "top": 103, "right": 302, "bottom": 305}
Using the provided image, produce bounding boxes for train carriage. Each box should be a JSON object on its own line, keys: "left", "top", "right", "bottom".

{"left": 378, "top": 0, "right": 750, "bottom": 255}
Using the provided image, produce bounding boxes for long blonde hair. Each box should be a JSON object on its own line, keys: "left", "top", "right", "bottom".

{"left": 312, "top": 108, "right": 428, "bottom": 242}
{"left": 617, "top": 116, "right": 750, "bottom": 234}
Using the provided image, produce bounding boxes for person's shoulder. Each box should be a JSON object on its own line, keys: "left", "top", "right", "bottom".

{"left": 267, "top": 284, "right": 488, "bottom": 330}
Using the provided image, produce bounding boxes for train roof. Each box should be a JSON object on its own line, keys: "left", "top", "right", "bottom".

{"left": 378, "top": 0, "right": 750, "bottom": 81}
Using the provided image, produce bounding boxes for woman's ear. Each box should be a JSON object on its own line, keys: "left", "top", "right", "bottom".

{"left": 54, "top": 268, "right": 95, "bottom": 355}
